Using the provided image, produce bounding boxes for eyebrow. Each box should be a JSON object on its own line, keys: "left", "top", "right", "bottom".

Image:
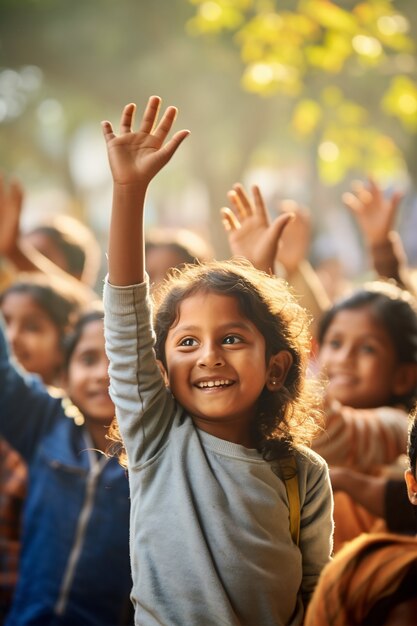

{"left": 326, "top": 330, "right": 387, "bottom": 341}
{"left": 169, "top": 321, "right": 254, "bottom": 339}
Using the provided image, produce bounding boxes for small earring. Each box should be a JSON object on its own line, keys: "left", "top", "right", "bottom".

{"left": 270, "top": 378, "right": 278, "bottom": 386}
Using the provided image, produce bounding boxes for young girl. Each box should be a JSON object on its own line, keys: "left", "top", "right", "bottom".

{"left": 0, "top": 276, "right": 81, "bottom": 385}
{"left": 0, "top": 276, "right": 81, "bottom": 623}
{"left": 0, "top": 306, "right": 133, "bottom": 626}
{"left": 304, "top": 409, "right": 417, "bottom": 626}
{"left": 102, "top": 95, "right": 333, "bottom": 626}
{"left": 312, "top": 282, "right": 417, "bottom": 550}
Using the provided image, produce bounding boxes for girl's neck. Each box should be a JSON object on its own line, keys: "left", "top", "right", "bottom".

{"left": 195, "top": 419, "right": 255, "bottom": 449}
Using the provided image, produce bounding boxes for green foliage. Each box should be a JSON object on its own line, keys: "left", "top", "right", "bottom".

{"left": 187, "top": 0, "right": 417, "bottom": 184}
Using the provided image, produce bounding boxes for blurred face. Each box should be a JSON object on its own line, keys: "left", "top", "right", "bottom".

{"left": 65, "top": 319, "right": 114, "bottom": 424}
{"left": 146, "top": 246, "right": 188, "bottom": 288}
{"left": 23, "top": 231, "right": 72, "bottom": 276}
{"left": 318, "top": 306, "right": 401, "bottom": 408}
{"left": 1, "top": 292, "right": 63, "bottom": 385}
{"left": 163, "top": 291, "right": 289, "bottom": 445}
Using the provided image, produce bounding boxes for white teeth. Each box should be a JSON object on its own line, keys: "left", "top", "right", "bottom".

{"left": 197, "top": 379, "right": 232, "bottom": 388}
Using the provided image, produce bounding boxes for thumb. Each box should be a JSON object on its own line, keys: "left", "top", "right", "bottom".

{"left": 270, "top": 212, "right": 294, "bottom": 246}
{"left": 9, "top": 179, "right": 24, "bottom": 216}
{"left": 390, "top": 190, "right": 403, "bottom": 214}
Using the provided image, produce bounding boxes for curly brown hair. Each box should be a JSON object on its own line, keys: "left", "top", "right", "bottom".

{"left": 108, "top": 259, "right": 323, "bottom": 464}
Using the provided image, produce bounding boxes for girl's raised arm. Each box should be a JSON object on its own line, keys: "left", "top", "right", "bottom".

{"left": 102, "top": 96, "right": 189, "bottom": 286}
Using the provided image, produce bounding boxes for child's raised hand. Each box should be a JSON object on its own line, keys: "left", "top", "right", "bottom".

{"left": 0, "top": 173, "right": 23, "bottom": 257}
{"left": 102, "top": 96, "right": 190, "bottom": 188}
{"left": 221, "top": 183, "right": 293, "bottom": 274}
{"left": 342, "top": 177, "right": 403, "bottom": 247}
{"left": 275, "top": 199, "right": 311, "bottom": 275}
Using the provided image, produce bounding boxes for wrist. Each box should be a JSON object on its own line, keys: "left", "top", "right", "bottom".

{"left": 112, "top": 182, "right": 147, "bottom": 210}
{"left": 113, "top": 181, "right": 147, "bottom": 195}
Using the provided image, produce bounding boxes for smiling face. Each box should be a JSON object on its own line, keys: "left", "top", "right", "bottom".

{"left": 65, "top": 319, "right": 114, "bottom": 425}
{"left": 318, "top": 306, "right": 403, "bottom": 408}
{"left": 1, "top": 291, "right": 64, "bottom": 385}
{"left": 163, "top": 291, "right": 287, "bottom": 445}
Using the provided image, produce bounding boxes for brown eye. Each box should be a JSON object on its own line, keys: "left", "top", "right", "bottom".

{"left": 223, "top": 335, "right": 243, "bottom": 345}
{"left": 179, "top": 337, "right": 197, "bottom": 347}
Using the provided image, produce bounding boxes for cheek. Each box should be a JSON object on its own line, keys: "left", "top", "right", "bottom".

{"left": 34, "top": 331, "right": 61, "bottom": 353}
{"left": 316, "top": 347, "right": 329, "bottom": 367}
{"left": 165, "top": 357, "right": 188, "bottom": 388}
{"left": 65, "top": 367, "right": 84, "bottom": 396}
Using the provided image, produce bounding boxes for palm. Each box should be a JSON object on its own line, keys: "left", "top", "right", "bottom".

{"left": 221, "top": 183, "right": 292, "bottom": 273}
{"left": 276, "top": 201, "right": 311, "bottom": 273}
{"left": 229, "top": 212, "right": 276, "bottom": 268}
{"left": 343, "top": 178, "right": 401, "bottom": 246}
{"left": 102, "top": 97, "right": 189, "bottom": 187}
{"left": 106, "top": 132, "right": 169, "bottom": 185}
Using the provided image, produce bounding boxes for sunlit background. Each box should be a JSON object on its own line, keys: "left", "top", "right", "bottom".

{"left": 1, "top": 0, "right": 416, "bottom": 289}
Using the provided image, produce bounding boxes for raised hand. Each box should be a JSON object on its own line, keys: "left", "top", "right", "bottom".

{"left": 102, "top": 96, "right": 190, "bottom": 188}
{"left": 275, "top": 199, "right": 311, "bottom": 275}
{"left": 0, "top": 173, "right": 23, "bottom": 257}
{"left": 342, "top": 177, "right": 403, "bottom": 247}
{"left": 104, "top": 96, "right": 189, "bottom": 286}
{"left": 221, "top": 183, "right": 293, "bottom": 274}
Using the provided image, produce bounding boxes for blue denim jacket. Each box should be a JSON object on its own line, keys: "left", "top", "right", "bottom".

{"left": 0, "top": 318, "right": 132, "bottom": 626}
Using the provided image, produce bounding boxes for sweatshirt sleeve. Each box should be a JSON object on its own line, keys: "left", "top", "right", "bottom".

{"left": 0, "top": 313, "right": 59, "bottom": 460}
{"left": 103, "top": 278, "right": 178, "bottom": 468}
{"left": 311, "top": 402, "right": 408, "bottom": 472}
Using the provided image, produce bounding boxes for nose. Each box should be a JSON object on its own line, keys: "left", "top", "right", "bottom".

{"left": 94, "top": 356, "right": 110, "bottom": 381}
{"left": 197, "top": 342, "right": 225, "bottom": 368}
{"left": 335, "top": 344, "right": 356, "bottom": 363}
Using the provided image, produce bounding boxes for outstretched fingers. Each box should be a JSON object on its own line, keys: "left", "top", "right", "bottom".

{"left": 119, "top": 103, "right": 137, "bottom": 134}
{"left": 157, "top": 129, "right": 190, "bottom": 165}
{"left": 228, "top": 183, "right": 252, "bottom": 219}
{"left": 101, "top": 120, "right": 116, "bottom": 144}
{"left": 220, "top": 207, "right": 241, "bottom": 232}
{"left": 343, "top": 191, "right": 363, "bottom": 214}
{"left": 152, "top": 106, "right": 179, "bottom": 144}
{"left": 138, "top": 96, "right": 161, "bottom": 135}
{"left": 251, "top": 184, "right": 268, "bottom": 220}
{"left": 272, "top": 212, "right": 294, "bottom": 241}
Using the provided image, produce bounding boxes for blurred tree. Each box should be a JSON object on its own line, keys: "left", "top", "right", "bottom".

{"left": 187, "top": 0, "right": 417, "bottom": 186}
{"left": 0, "top": 0, "right": 298, "bottom": 255}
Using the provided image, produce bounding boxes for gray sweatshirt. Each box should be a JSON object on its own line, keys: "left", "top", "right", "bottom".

{"left": 104, "top": 279, "right": 333, "bottom": 626}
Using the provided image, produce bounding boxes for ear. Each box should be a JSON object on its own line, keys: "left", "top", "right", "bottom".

{"left": 404, "top": 469, "right": 417, "bottom": 506}
{"left": 266, "top": 350, "right": 293, "bottom": 392}
{"left": 392, "top": 363, "right": 417, "bottom": 397}
{"left": 156, "top": 359, "right": 170, "bottom": 388}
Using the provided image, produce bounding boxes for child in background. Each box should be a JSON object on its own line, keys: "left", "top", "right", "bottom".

{"left": 304, "top": 409, "right": 417, "bottom": 626}
{"left": 342, "top": 176, "right": 416, "bottom": 294}
{"left": 102, "top": 96, "right": 333, "bottom": 626}
{"left": 0, "top": 173, "right": 99, "bottom": 301}
{"left": 145, "top": 227, "right": 213, "bottom": 289}
{"left": 218, "top": 179, "right": 417, "bottom": 547}
{"left": 221, "top": 182, "right": 330, "bottom": 338}
{"left": 0, "top": 276, "right": 81, "bottom": 386}
{"left": 0, "top": 276, "right": 81, "bottom": 624}
{"left": 0, "top": 306, "right": 132, "bottom": 626}
{"left": 312, "top": 282, "right": 417, "bottom": 550}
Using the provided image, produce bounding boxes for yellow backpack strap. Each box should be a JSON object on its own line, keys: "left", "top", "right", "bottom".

{"left": 277, "top": 455, "right": 300, "bottom": 546}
